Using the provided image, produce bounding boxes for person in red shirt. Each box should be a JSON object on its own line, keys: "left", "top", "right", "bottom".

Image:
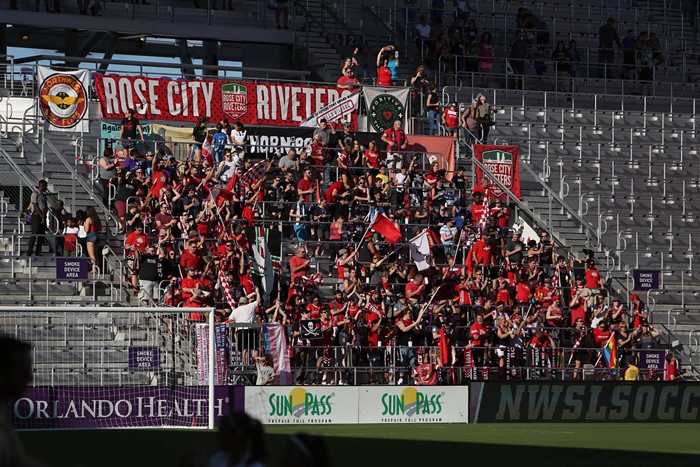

{"left": 569, "top": 287, "right": 589, "bottom": 326}
{"left": 124, "top": 223, "right": 149, "bottom": 289}
{"left": 471, "top": 234, "right": 494, "bottom": 266}
{"left": 149, "top": 154, "right": 170, "bottom": 198}
{"left": 469, "top": 313, "right": 488, "bottom": 370}
{"left": 337, "top": 65, "right": 360, "bottom": 89}
{"left": 629, "top": 293, "right": 649, "bottom": 328}
{"left": 534, "top": 277, "right": 558, "bottom": 308}
{"left": 376, "top": 46, "right": 393, "bottom": 86}
{"left": 309, "top": 134, "right": 325, "bottom": 168}
{"left": 325, "top": 179, "right": 348, "bottom": 204}
{"left": 545, "top": 302, "right": 564, "bottom": 328}
{"left": 441, "top": 102, "right": 460, "bottom": 137}
{"left": 296, "top": 168, "right": 315, "bottom": 203}
{"left": 528, "top": 329, "right": 556, "bottom": 348}
{"left": 306, "top": 295, "right": 323, "bottom": 319}
{"left": 179, "top": 240, "right": 202, "bottom": 271}
{"left": 289, "top": 246, "right": 311, "bottom": 283}
{"left": 405, "top": 274, "right": 425, "bottom": 303}
{"left": 592, "top": 320, "right": 612, "bottom": 348}
{"left": 470, "top": 190, "right": 488, "bottom": 227}
{"left": 584, "top": 259, "right": 604, "bottom": 305}
{"left": 664, "top": 353, "right": 684, "bottom": 381}
{"left": 180, "top": 267, "right": 204, "bottom": 301}
{"left": 364, "top": 141, "right": 382, "bottom": 169}
{"left": 380, "top": 120, "right": 408, "bottom": 153}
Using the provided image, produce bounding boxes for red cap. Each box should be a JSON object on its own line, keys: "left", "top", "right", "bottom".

{"left": 630, "top": 294, "right": 640, "bottom": 301}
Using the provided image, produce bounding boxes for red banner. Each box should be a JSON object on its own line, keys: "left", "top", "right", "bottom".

{"left": 406, "top": 135, "right": 455, "bottom": 181}
{"left": 473, "top": 144, "right": 522, "bottom": 200}
{"left": 94, "top": 75, "right": 356, "bottom": 126}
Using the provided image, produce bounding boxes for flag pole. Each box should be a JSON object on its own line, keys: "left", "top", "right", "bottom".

{"left": 594, "top": 331, "right": 616, "bottom": 368}
{"left": 353, "top": 212, "right": 375, "bottom": 253}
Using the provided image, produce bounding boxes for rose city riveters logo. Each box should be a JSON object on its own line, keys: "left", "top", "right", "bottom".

{"left": 381, "top": 388, "right": 443, "bottom": 417}
{"left": 268, "top": 388, "right": 333, "bottom": 419}
{"left": 222, "top": 83, "right": 248, "bottom": 120}
{"left": 369, "top": 94, "right": 405, "bottom": 133}
{"left": 481, "top": 149, "right": 514, "bottom": 197}
{"left": 39, "top": 74, "right": 88, "bottom": 129}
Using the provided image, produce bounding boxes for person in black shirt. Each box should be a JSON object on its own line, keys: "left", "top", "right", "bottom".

{"left": 453, "top": 166, "right": 468, "bottom": 204}
{"left": 191, "top": 117, "right": 208, "bottom": 161}
{"left": 138, "top": 244, "right": 164, "bottom": 305}
{"left": 119, "top": 108, "right": 145, "bottom": 147}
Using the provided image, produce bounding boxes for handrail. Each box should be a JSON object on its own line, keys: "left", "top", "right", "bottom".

{"left": 519, "top": 160, "right": 601, "bottom": 250}
{"left": 12, "top": 55, "right": 311, "bottom": 80}
{"left": 293, "top": 1, "right": 347, "bottom": 60}
{"left": 43, "top": 138, "right": 121, "bottom": 233}
{"left": 470, "top": 156, "right": 568, "bottom": 252}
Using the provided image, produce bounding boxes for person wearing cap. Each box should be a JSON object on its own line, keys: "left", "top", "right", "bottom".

{"left": 592, "top": 319, "right": 612, "bottom": 349}
{"left": 629, "top": 293, "right": 648, "bottom": 328}
{"left": 312, "top": 118, "right": 335, "bottom": 147}
{"left": 439, "top": 217, "right": 458, "bottom": 257}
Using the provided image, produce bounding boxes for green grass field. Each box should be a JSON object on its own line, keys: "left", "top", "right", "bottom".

{"left": 19, "top": 423, "right": 700, "bottom": 467}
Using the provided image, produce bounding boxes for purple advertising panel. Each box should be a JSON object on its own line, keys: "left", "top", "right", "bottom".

{"left": 56, "top": 258, "right": 91, "bottom": 280}
{"left": 128, "top": 347, "right": 161, "bottom": 371}
{"left": 8, "top": 386, "right": 244, "bottom": 430}
{"left": 632, "top": 269, "right": 660, "bottom": 291}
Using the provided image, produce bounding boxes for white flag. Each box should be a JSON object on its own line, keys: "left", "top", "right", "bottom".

{"left": 300, "top": 91, "right": 360, "bottom": 128}
{"left": 409, "top": 229, "right": 433, "bottom": 271}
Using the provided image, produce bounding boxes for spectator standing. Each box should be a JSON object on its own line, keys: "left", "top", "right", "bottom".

{"left": 212, "top": 123, "right": 230, "bottom": 164}
{"left": 621, "top": 29, "right": 637, "bottom": 79}
{"left": 552, "top": 41, "right": 570, "bottom": 92}
{"left": 98, "top": 146, "right": 118, "bottom": 208}
{"left": 508, "top": 31, "right": 527, "bottom": 89}
{"left": 474, "top": 93, "right": 494, "bottom": 143}
{"left": 381, "top": 120, "right": 408, "bottom": 158}
{"left": 25, "top": 180, "right": 48, "bottom": 257}
{"left": 138, "top": 244, "right": 163, "bottom": 305}
{"left": 83, "top": 207, "right": 102, "bottom": 272}
{"left": 415, "top": 15, "right": 432, "bottom": 57}
{"left": 410, "top": 65, "right": 430, "bottom": 116}
{"left": 441, "top": 102, "right": 460, "bottom": 138}
{"left": 425, "top": 83, "right": 441, "bottom": 135}
{"left": 376, "top": 46, "right": 395, "bottom": 86}
{"left": 119, "top": 108, "right": 145, "bottom": 148}
{"left": 191, "top": 117, "right": 208, "bottom": 161}
{"left": 477, "top": 32, "right": 494, "bottom": 87}
{"left": 598, "top": 17, "right": 621, "bottom": 79}
{"left": 275, "top": 0, "right": 289, "bottom": 29}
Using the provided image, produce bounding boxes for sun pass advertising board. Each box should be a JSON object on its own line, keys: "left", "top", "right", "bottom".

{"left": 244, "top": 386, "right": 468, "bottom": 424}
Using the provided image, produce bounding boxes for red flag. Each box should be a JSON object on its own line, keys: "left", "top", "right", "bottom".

{"left": 370, "top": 213, "right": 402, "bottom": 243}
{"left": 438, "top": 327, "right": 449, "bottom": 366}
{"left": 315, "top": 179, "right": 321, "bottom": 203}
{"left": 241, "top": 159, "right": 268, "bottom": 186}
{"left": 210, "top": 187, "right": 234, "bottom": 207}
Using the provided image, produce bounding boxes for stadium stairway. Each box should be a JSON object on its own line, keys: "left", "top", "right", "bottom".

{"left": 0, "top": 123, "right": 133, "bottom": 307}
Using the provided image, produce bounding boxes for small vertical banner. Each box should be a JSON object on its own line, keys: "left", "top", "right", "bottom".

{"left": 473, "top": 145, "right": 522, "bottom": 200}
{"left": 37, "top": 66, "right": 90, "bottom": 133}
{"left": 195, "top": 323, "right": 229, "bottom": 385}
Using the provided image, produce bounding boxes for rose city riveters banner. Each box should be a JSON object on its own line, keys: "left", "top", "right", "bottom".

{"left": 473, "top": 145, "right": 522, "bottom": 200}
{"left": 94, "top": 75, "right": 357, "bottom": 126}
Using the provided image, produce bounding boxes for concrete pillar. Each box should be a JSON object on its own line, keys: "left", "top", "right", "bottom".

{"left": 202, "top": 40, "right": 219, "bottom": 77}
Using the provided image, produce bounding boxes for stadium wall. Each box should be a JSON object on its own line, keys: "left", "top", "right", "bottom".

{"left": 470, "top": 382, "right": 700, "bottom": 423}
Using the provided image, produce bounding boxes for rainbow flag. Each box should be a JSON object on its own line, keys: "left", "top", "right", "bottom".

{"left": 602, "top": 336, "right": 617, "bottom": 368}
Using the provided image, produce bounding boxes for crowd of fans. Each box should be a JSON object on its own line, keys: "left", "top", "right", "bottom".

{"left": 84, "top": 105, "right": 676, "bottom": 385}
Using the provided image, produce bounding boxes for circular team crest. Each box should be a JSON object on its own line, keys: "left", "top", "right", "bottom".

{"left": 369, "top": 94, "right": 405, "bottom": 133}
{"left": 39, "top": 73, "right": 88, "bottom": 129}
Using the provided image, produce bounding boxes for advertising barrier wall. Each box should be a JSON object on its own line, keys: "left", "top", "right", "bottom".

{"left": 470, "top": 382, "right": 700, "bottom": 423}
{"left": 245, "top": 386, "right": 469, "bottom": 424}
{"left": 358, "top": 387, "right": 468, "bottom": 424}
{"left": 9, "top": 386, "right": 244, "bottom": 429}
{"left": 245, "top": 387, "right": 359, "bottom": 425}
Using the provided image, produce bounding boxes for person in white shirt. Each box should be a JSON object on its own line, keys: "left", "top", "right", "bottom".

{"left": 229, "top": 288, "right": 261, "bottom": 364}
{"left": 440, "top": 218, "right": 458, "bottom": 257}
{"left": 231, "top": 121, "right": 249, "bottom": 158}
